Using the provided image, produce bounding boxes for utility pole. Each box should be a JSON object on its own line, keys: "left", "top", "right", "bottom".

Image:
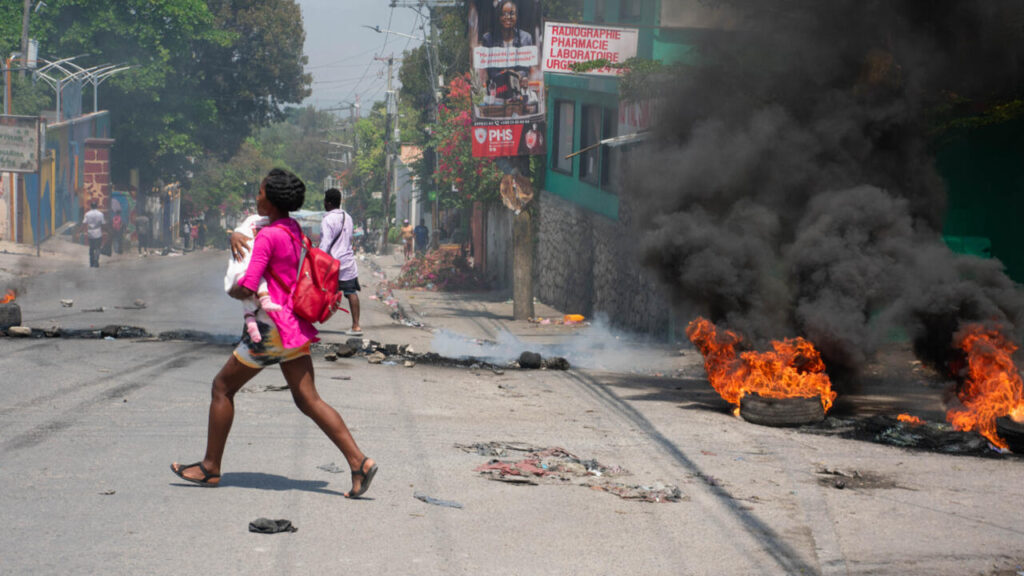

{"left": 512, "top": 158, "right": 534, "bottom": 320}
{"left": 375, "top": 55, "right": 396, "bottom": 254}
{"left": 19, "top": 0, "right": 31, "bottom": 79}
{"left": 387, "top": 0, "right": 452, "bottom": 249}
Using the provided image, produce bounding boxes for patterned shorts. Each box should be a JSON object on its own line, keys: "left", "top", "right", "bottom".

{"left": 232, "top": 318, "right": 310, "bottom": 369}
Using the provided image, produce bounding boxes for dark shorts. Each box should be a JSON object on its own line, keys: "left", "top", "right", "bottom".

{"left": 339, "top": 277, "right": 360, "bottom": 295}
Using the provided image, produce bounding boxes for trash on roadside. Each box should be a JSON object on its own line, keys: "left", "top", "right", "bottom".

{"left": 414, "top": 491, "right": 463, "bottom": 509}
{"left": 60, "top": 299, "right": 74, "bottom": 308}
{"left": 82, "top": 307, "right": 105, "bottom": 313}
{"left": 248, "top": 518, "right": 297, "bottom": 534}
{"left": 467, "top": 443, "right": 682, "bottom": 503}
{"left": 317, "top": 462, "right": 345, "bottom": 474}
{"left": 564, "top": 314, "right": 585, "bottom": 324}
{"left": 518, "top": 351, "right": 542, "bottom": 369}
{"left": 7, "top": 326, "right": 32, "bottom": 337}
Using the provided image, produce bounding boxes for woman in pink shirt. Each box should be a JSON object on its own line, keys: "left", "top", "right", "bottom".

{"left": 171, "top": 168, "right": 377, "bottom": 498}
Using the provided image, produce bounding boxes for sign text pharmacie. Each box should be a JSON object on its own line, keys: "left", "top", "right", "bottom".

{"left": 542, "top": 22, "right": 639, "bottom": 76}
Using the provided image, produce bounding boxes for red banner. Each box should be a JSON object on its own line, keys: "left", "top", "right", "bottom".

{"left": 471, "top": 123, "right": 546, "bottom": 158}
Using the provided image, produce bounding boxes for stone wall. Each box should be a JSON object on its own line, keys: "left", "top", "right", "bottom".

{"left": 535, "top": 190, "right": 672, "bottom": 336}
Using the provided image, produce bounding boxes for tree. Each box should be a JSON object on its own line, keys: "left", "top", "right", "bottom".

{"left": 190, "top": 138, "right": 272, "bottom": 215}
{"left": 429, "top": 74, "right": 503, "bottom": 210}
{"left": 0, "top": 0, "right": 311, "bottom": 186}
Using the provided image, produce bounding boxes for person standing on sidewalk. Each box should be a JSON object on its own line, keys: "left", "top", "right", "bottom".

{"left": 400, "top": 219, "right": 414, "bottom": 261}
{"left": 414, "top": 218, "right": 429, "bottom": 255}
{"left": 81, "top": 200, "right": 106, "bottom": 268}
{"left": 135, "top": 212, "right": 151, "bottom": 254}
{"left": 171, "top": 169, "right": 377, "bottom": 498}
{"left": 320, "top": 188, "right": 362, "bottom": 336}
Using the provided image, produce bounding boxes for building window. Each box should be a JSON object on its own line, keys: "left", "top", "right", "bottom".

{"left": 620, "top": 0, "right": 642, "bottom": 21}
{"left": 579, "top": 105, "right": 603, "bottom": 184}
{"left": 554, "top": 100, "right": 575, "bottom": 174}
{"left": 594, "top": 0, "right": 606, "bottom": 23}
{"left": 601, "top": 107, "right": 617, "bottom": 187}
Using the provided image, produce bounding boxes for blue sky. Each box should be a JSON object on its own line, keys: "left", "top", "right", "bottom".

{"left": 297, "top": 0, "right": 426, "bottom": 112}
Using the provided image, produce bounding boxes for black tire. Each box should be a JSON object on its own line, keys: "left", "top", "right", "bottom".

{"left": 995, "top": 417, "right": 1024, "bottom": 454}
{"left": 739, "top": 393, "right": 825, "bottom": 427}
{"left": 0, "top": 303, "right": 21, "bottom": 330}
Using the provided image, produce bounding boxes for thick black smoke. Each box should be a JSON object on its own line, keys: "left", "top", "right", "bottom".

{"left": 633, "top": 1, "right": 1024, "bottom": 376}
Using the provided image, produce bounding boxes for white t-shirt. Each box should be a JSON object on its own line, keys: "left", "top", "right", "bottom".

{"left": 83, "top": 209, "right": 105, "bottom": 240}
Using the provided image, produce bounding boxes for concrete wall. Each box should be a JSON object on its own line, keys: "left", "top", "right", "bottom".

{"left": 535, "top": 189, "right": 672, "bottom": 335}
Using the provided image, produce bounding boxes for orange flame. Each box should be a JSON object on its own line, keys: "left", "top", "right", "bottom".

{"left": 897, "top": 413, "right": 925, "bottom": 426}
{"left": 946, "top": 324, "right": 1024, "bottom": 449}
{"left": 686, "top": 317, "right": 836, "bottom": 414}
{"left": 0, "top": 290, "right": 14, "bottom": 304}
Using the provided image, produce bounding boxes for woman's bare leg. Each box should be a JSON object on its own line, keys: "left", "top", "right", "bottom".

{"left": 172, "top": 355, "right": 261, "bottom": 484}
{"left": 280, "top": 355, "right": 374, "bottom": 496}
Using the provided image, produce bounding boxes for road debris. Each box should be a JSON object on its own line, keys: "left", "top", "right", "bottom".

{"left": 414, "top": 491, "right": 464, "bottom": 509}
{"left": 803, "top": 415, "right": 1002, "bottom": 456}
{"left": 466, "top": 443, "right": 682, "bottom": 503}
{"left": 248, "top": 518, "right": 297, "bottom": 534}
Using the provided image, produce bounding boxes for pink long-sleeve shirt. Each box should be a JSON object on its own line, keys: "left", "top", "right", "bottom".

{"left": 239, "top": 218, "right": 319, "bottom": 348}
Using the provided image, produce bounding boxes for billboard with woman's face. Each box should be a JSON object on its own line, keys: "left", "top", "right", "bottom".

{"left": 469, "top": 0, "right": 546, "bottom": 157}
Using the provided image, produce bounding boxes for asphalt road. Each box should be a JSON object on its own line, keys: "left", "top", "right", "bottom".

{"left": 1, "top": 246, "right": 1023, "bottom": 575}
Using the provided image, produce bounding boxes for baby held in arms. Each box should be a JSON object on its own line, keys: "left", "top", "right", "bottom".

{"left": 224, "top": 214, "right": 281, "bottom": 343}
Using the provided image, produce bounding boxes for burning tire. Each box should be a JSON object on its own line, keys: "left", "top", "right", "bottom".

{"left": 995, "top": 417, "right": 1024, "bottom": 454}
{"left": 0, "top": 303, "right": 21, "bottom": 331}
{"left": 739, "top": 394, "right": 825, "bottom": 427}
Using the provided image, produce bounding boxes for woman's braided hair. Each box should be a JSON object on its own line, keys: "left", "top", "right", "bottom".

{"left": 262, "top": 168, "right": 305, "bottom": 212}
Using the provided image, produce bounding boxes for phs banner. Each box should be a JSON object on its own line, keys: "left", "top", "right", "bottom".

{"left": 469, "top": 0, "right": 546, "bottom": 157}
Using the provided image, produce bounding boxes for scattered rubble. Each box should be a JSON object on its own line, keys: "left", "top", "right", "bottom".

{"left": 801, "top": 415, "right": 1012, "bottom": 457}
{"left": 414, "top": 492, "right": 463, "bottom": 509}
{"left": 460, "top": 442, "right": 683, "bottom": 503}
{"left": 519, "top": 351, "right": 542, "bottom": 369}
{"left": 815, "top": 467, "right": 900, "bottom": 490}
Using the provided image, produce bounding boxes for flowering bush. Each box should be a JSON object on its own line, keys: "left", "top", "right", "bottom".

{"left": 394, "top": 249, "right": 488, "bottom": 292}
{"left": 431, "top": 74, "right": 504, "bottom": 209}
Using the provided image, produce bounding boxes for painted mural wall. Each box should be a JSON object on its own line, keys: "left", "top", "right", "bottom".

{"left": 2, "top": 111, "right": 111, "bottom": 245}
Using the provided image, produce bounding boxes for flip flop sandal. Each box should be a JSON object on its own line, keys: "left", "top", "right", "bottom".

{"left": 170, "top": 462, "right": 220, "bottom": 487}
{"left": 347, "top": 457, "right": 378, "bottom": 498}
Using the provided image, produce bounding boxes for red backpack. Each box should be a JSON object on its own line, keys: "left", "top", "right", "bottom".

{"left": 268, "top": 225, "right": 345, "bottom": 324}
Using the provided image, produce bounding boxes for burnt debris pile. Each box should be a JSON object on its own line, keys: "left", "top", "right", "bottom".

{"left": 318, "top": 337, "right": 570, "bottom": 372}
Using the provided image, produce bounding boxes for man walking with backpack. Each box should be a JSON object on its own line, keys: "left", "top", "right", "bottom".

{"left": 320, "top": 188, "right": 362, "bottom": 336}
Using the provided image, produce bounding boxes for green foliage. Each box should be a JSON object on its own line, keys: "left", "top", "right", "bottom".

{"left": 929, "top": 97, "right": 1024, "bottom": 143}
{"left": 190, "top": 139, "right": 271, "bottom": 215}
{"left": 7, "top": 74, "right": 52, "bottom": 116}
{"left": 1, "top": 0, "right": 310, "bottom": 188}
{"left": 429, "top": 74, "right": 503, "bottom": 209}
{"left": 544, "top": 0, "right": 584, "bottom": 22}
